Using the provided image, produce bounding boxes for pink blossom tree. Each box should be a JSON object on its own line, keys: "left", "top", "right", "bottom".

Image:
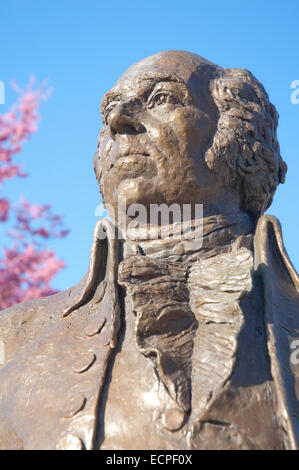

{"left": 0, "top": 78, "right": 68, "bottom": 310}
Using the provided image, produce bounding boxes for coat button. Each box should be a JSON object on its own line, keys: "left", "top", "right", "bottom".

{"left": 84, "top": 317, "right": 107, "bottom": 337}
{"left": 162, "top": 408, "right": 186, "bottom": 431}
{"left": 61, "top": 394, "right": 86, "bottom": 418}
{"left": 72, "top": 351, "right": 96, "bottom": 374}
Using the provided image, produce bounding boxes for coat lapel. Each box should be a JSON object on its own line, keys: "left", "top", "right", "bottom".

{"left": 255, "top": 215, "right": 299, "bottom": 449}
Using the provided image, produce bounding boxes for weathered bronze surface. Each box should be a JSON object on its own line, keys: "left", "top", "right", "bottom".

{"left": 0, "top": 51, "right": 298, "bottom": 450}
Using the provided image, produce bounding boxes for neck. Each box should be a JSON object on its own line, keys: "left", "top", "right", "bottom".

{"left": 121, "top": 210, "right": 253, "bottom": 263}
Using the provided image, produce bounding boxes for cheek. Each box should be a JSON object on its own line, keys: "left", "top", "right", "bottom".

{"left": 96, "top": 132, "right": 117, "bottom": 202}
{"left": 147, "top": 115, "right": 181, "bottom": 163}
{"left": 172, "top": 108, "right": 214, "bottom": 155}
{"left": 98, "top": 131, "right": 113, "bottom": 169}
{"left": 98, "top": 133, "right": 117, "bottom": 181}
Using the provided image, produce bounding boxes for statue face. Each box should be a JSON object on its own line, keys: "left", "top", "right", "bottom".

{"left": 95, "top": 51, "right": 234, "bottom": 217}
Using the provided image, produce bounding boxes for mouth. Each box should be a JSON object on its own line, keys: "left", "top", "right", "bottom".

{"left": 114, "top": 152, "right": 151, "bottom": 172}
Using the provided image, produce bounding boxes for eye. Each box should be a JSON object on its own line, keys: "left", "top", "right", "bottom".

{"left": 148, "top": 92, "right": 179, "bottom": 109}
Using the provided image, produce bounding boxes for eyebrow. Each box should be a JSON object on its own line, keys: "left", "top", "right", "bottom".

{"left": 137, "top": 72, "right": 187, "bottom": 86}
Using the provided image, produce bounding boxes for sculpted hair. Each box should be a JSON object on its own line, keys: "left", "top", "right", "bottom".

{"left": 205, "top": 68, "right": 287, "bottom": 219}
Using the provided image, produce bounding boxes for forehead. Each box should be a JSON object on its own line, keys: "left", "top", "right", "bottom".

{"left": 101, "top": 51, "right": 222, "bottom": 108}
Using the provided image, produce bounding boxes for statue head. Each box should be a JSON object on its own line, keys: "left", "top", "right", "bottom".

{"left": 94, "top": 50, "right": 287, "bottom": 222}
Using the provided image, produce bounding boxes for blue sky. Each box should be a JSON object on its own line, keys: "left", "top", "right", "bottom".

{"left": 0, "top": 0, "right": 298, "bottom": 290}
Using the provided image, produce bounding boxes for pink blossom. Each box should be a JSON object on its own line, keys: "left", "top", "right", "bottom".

{"left": 0, "top": 198, "right": 9, "bottom": 221}
{"left": 0, "top": 80, "right": 68, "bottom": 310}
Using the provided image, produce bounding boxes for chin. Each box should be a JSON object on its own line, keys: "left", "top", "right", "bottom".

{"left": 116, "top": 176, "right": 161, "bottom": 207}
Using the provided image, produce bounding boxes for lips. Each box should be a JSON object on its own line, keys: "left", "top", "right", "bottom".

{"left": 113, "top": 151, "right": 155, "bottom": 177}
{"left": 119, "top": 151, "right": 150, "bottom": 159}
{"left": 115, "top": 154, "right": 149, "bottom": 171}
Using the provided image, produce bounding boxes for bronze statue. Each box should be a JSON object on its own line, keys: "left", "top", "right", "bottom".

{"left": 0, "top": 51, "right": 298, "bottom": 450}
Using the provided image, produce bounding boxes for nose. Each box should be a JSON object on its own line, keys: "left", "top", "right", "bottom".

{"left": 108, "top": 103, "right": 145, "bottom": 138}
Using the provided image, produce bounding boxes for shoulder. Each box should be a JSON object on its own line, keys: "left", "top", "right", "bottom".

{"left": 0, "top": 275, "right": 87, "bottom": 359}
